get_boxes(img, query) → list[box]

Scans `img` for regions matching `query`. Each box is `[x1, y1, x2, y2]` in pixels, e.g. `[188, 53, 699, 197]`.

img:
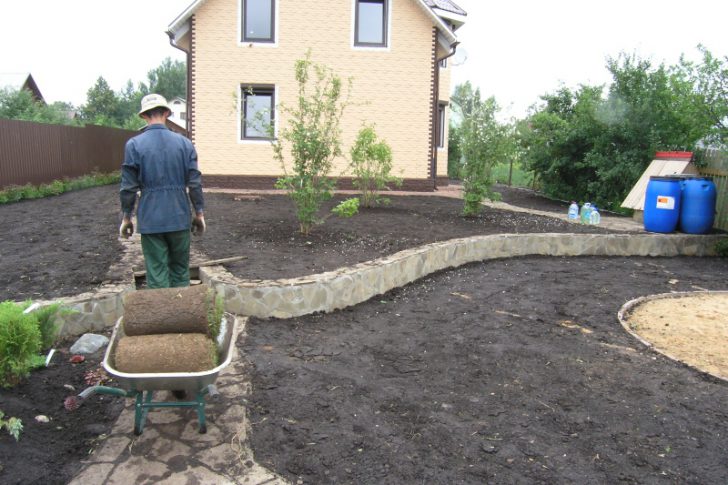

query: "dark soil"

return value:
[0, 343, 124, 485]
[242, 256, 728, 484]
[0, 183, 723, 484]
[0, 186, 122, 302]
[493, 183, 573, 212]
[197, 191, 609, 280]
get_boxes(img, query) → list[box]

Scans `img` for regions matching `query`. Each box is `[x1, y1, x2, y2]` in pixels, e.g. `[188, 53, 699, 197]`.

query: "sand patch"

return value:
[624, 292, 728, 380]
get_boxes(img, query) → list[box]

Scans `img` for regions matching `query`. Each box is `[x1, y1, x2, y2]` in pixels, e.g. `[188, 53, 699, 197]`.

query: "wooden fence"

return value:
[0, 119, 137, 189]
[698, 148, 728, 232]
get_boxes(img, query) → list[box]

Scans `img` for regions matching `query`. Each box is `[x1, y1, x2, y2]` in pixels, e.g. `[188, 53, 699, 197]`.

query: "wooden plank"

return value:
[621, 160, 698, 210]
[133, 256, 248, 278]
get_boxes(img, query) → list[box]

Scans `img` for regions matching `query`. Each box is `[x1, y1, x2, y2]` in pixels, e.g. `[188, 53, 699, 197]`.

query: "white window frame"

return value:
[238, 0, 279, 47]
[238, 84, 278, 144]
[351, 0, 392, 51]
[437, 102, 447, 150]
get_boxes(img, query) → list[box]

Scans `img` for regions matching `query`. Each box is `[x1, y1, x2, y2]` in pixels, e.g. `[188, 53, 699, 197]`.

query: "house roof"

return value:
[0, 72, 45, 103]
[423, 0, 466, 16]
[168, 0, 465, 46]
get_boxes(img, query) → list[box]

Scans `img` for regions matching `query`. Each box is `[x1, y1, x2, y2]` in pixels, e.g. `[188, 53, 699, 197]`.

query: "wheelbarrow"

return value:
[66, 313, 238, 435]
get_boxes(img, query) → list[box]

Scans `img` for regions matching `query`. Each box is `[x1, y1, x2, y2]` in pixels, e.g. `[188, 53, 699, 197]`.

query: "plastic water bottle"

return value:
[579, 202, 592, 224]
[568, 201, 579, 221]
[589, 205, 601, 225]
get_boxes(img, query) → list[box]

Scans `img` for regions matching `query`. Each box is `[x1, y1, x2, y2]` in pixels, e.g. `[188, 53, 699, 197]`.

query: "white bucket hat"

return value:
[138, 93, 171, 116]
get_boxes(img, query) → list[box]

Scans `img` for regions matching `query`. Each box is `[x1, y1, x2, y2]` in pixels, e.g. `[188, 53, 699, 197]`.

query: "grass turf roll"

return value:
[123, 285, 220, 337]
[114, 333, 218, 373]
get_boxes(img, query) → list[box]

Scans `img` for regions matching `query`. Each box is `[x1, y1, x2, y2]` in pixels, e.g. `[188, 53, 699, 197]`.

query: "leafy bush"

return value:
[0, 301, 42, 387]
[273, 52, 351, 235]
[715, 239, 728, 257]
[0, 410, 23, 441]
[350, 125, 401, 208]
[331, 197, 360, 218]
[0, 171, 120, 205]
[26, 302, 64, 350]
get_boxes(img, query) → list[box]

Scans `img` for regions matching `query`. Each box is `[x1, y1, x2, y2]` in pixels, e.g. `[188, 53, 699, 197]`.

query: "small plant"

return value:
[715, 239, 728, 257]
[0, 410, 23, 441]
[273, 51, 352, 235]
[0, 301, 42, 387]
[350, 125, 401, 208]
[0, 171, 121, 205]
[23, 302, 66, 350]
[331, 197, 360, 218]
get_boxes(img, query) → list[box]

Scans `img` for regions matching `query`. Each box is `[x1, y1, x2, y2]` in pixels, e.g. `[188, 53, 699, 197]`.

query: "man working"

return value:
[119, 93, 205, 288]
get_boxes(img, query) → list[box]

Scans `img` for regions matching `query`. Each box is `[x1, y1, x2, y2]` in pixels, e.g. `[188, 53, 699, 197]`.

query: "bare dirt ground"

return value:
[242, 256, 728, 484]
[0, 183, 725, 484]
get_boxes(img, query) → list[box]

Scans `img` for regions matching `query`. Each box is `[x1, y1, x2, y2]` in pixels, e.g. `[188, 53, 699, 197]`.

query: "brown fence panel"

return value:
[0, 119, 137, 188]
[698, 148, 728, 232]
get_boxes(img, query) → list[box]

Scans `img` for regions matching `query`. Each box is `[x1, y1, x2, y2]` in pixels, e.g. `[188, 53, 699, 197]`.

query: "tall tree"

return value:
[519, 48, 726, 209]
[144, 57, 186, 100]
[0, 88, 77, 125]
[81, 76, 121, 126]
[451, 82, 515, 216]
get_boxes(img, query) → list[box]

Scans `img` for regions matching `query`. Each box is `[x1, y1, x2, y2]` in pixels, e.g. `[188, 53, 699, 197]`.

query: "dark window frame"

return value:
[354, 0, 388, 47]
[241, 85, 275, 140]
[242, 0, 276, 43]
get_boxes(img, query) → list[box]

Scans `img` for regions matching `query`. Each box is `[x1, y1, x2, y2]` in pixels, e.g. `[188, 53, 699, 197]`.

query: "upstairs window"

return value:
[243, 0, 275, 43]
[355, 0, 388, 47]
[242, 86, 275, 140]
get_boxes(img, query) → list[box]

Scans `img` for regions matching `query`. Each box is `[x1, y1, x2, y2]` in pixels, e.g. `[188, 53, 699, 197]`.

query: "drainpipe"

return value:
[432, 40, 460, 189]
[167, 27, 192, 137]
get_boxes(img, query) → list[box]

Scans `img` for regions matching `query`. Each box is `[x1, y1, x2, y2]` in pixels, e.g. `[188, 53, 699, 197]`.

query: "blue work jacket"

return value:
[120, 124, 204, 234]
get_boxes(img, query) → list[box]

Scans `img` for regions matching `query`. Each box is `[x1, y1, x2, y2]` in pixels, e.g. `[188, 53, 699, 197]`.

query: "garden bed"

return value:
[1, 183, 723, 484]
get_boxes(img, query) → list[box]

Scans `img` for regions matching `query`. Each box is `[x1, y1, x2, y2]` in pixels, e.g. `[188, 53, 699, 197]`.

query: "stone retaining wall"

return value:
[201, 233, 727, 320]
[47, 232, 726, 336]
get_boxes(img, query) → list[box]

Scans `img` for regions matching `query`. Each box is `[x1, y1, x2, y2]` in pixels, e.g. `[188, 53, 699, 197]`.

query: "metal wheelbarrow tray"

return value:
[75, 313, 238, 435]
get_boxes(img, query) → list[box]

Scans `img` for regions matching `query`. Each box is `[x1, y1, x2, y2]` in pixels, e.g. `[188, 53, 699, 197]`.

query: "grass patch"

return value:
[0, 171, 121, 205]
[491, 162, 534, 188]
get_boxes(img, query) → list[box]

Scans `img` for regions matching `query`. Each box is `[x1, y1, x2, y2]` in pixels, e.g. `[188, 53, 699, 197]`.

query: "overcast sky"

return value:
[1, 0, 726, 119]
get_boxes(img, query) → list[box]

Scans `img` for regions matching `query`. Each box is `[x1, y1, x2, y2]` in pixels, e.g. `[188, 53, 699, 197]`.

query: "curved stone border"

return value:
[202, 232, 727, 319]
[43, 232, 726, 337]
[617, 291, 728, 383]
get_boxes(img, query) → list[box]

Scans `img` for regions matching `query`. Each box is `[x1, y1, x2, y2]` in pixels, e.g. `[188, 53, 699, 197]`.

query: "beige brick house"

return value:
[167, 0, 466, 190]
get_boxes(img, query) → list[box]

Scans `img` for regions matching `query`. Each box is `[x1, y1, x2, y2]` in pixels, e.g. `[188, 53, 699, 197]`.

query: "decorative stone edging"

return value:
[201, 232, 727, 319]
[45, 232, 726, 336]
[617, 291, 728, 384]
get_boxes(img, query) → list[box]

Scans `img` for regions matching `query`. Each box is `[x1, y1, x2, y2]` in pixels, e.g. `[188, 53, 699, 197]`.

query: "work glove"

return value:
[191, 214, 206, 236]
[119, 218, 134, 239]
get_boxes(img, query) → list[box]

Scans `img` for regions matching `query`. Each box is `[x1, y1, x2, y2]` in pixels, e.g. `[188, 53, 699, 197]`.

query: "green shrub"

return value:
[0, 301, 42, 387]
[715, 239, 728, 257]
[27, 302, 63, 350]
[273, 52, 351, 235]
[350, 125, 401, 208]
[0, 410, 23, 441]
[0, 171, 120, 205]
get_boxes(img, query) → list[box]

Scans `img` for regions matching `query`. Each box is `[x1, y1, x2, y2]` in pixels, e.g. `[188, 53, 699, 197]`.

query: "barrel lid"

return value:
[649, 175, 683, 181]
[681, 175, 714, 182]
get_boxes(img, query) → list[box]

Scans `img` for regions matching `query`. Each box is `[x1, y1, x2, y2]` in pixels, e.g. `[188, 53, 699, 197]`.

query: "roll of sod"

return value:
[114, 333, 218, 373]
[123, 285, 220, 337]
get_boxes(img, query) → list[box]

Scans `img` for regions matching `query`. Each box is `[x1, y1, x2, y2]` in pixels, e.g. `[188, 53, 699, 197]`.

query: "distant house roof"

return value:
[168, 0, 466, 45]
[0, 73, 45, 104]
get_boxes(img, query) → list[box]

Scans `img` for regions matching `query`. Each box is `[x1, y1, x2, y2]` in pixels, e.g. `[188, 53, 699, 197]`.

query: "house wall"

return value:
[191, 0, 443, 186]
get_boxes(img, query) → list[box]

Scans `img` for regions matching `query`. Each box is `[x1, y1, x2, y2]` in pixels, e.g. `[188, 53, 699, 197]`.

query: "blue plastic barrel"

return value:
[679, 176, 716, 234]
[644, 176, 682, 233]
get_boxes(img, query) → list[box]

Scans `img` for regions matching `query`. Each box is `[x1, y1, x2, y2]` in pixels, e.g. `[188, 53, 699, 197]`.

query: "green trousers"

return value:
[140, 230, 190, 289]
